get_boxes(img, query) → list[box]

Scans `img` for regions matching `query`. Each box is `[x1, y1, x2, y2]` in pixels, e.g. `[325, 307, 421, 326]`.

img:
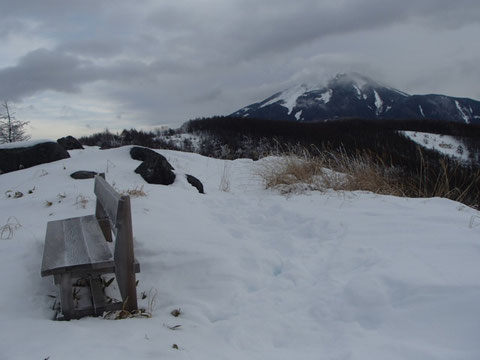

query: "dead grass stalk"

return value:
[0, 217, 22, 240]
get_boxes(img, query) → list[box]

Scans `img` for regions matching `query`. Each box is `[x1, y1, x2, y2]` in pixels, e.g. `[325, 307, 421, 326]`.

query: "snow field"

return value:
[401, 130, 470, 162]
[261, 84, 310, 115]
[1, 146, 480, 359]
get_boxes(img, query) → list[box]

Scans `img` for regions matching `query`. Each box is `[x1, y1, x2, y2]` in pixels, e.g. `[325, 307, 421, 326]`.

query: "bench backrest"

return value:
[94, 174, 138, 311]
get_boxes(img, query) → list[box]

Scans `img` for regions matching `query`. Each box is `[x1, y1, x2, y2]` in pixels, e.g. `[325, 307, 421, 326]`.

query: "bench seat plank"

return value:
[94, 176, 122, 224]
[41, 215, 115, 277]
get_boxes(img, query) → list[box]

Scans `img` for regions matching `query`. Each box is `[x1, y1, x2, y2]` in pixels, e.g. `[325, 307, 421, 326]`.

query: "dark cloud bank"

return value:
[1, 0, 480, 131]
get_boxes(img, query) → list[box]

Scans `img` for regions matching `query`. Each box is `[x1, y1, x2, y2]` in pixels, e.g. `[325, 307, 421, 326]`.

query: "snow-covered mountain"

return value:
[231, 73, 480, 124]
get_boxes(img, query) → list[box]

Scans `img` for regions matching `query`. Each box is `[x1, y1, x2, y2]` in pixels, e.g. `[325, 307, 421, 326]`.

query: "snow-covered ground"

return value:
[401, 131, 470, 162]
[0, 139, 55, 149]
[1, 146, 480, 360]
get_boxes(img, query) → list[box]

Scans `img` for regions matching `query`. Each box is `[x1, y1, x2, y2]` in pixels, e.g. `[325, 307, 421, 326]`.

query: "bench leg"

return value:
[57, 273, 74, 320]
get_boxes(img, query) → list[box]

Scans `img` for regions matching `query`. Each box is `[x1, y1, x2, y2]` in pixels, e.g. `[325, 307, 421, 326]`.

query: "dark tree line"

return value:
[78, 128, 184, 150]
[77, 116, 480, 207]
[185, 116, 480, 207]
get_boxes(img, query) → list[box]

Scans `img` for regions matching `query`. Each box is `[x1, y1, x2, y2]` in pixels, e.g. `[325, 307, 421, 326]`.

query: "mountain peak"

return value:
[330, 72, 376, 88]
[230, 73, 480, 124]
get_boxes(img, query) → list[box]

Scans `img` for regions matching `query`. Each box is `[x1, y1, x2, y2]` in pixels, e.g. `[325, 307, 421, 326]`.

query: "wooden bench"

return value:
[41, 174, 140, 320]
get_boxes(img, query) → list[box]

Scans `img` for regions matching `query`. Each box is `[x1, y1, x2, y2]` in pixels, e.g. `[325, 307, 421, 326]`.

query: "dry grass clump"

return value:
[408, 149, 480, 204]
[103, 288, 157, 320]
[257, 144, 480, 206]
[257, 148, 403, 196]
[0, 217, 22, 240]
[122, 186, 147, 198]
[75, 195, 89, 209]
[327, 151, 404, 196]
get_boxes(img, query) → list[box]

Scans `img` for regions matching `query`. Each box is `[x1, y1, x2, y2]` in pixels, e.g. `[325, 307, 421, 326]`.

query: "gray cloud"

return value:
[0, 48, 196, 101]
[58, 40, 126, 59]
[145, 0, 480, 62]
[1, 0, 480, 136]
[0, 49, 96, 100]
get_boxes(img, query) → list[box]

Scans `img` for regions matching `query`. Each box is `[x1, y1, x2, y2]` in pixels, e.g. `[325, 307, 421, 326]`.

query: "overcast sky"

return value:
[1, 0, 480, 139]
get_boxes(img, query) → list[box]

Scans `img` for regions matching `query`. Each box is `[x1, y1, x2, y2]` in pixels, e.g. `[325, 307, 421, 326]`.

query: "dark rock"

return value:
[186, 174, 205, 194]
[131, 146, 176, 185]
[0, 141, 70, 174]
[70, 171, 98, 180]
[57, 136, 84, 150]
[130, 147, 171, 166]
[134, 156, 176, 185]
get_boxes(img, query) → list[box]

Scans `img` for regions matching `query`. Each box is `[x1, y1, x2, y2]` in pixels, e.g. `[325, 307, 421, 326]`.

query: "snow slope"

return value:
[0, 139, 55, 149]
[401, 131, 470, 162]
[1, 146, 480, 360]
[261, 84, 311, 115]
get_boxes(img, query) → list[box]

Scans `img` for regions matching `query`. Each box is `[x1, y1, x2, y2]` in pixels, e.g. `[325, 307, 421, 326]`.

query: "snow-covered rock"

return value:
[0, 141, 70, 174]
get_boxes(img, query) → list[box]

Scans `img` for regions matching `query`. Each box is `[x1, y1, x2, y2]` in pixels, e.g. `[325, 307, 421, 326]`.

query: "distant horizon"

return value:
[2, 1, 480, 139]
[19, 73, 480, 141]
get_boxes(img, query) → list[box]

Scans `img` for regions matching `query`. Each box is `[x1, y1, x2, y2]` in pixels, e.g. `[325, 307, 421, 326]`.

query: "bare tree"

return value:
[0, 101, 30, 143]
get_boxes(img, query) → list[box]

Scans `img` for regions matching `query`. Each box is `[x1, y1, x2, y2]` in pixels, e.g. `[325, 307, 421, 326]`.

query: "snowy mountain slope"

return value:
[231, 73, 480, 124]
[401, 131, 471, 162]
[1, 146, 480, 359]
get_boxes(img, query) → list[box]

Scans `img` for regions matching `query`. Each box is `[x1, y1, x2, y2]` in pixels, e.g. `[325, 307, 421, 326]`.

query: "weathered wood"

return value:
[90, 277, 107, 316]
[41, 216, 115, 277]
[56, 279, 125, 320]
[94, 175, 121, 224]
[95, 174, 113, 242]
[114, 196, 138, 311]
[58, 273, 73, 321]
[88, 278, 125, 315]
[69, 260, 140, 279]
[96, 204, 113, 242]
[42, 221, 67, 276]
[42, 175, 140, 320]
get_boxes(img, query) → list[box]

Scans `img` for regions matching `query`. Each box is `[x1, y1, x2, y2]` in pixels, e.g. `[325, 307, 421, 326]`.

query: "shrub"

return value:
[257, 146, 480, 206]
[257, 148, 403, 196]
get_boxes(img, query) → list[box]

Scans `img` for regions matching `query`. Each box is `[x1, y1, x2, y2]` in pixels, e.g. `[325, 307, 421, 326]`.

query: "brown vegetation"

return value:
[257, 146, 480, 205]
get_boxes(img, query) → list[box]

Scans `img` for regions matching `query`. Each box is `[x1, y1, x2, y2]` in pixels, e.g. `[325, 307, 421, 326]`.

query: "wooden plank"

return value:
[42, 216, 115, 276]
[68, 258, 139, 279]
[70, 306, 95, 319]
[80, 216, 114, 263]
[41, 220, 67, 276]
[59, 273, 74, 320]
[96, 202, 113, 242]
[62, 217, 93, 266]
[95, 174, 114, 242]
[114, 196, 138, 311]
[90, 278, 107, 316]
[104, 302, 124, 312]
[94, 175, 121, 225]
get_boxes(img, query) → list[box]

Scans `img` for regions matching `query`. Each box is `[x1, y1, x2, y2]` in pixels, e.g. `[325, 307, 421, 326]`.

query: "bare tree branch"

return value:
[0, 101, 30, 143]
